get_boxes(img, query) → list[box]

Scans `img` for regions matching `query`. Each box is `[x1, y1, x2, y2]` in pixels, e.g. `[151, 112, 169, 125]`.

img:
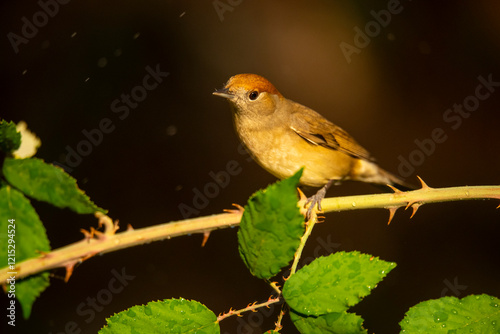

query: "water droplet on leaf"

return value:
[433, 311, 449, 323]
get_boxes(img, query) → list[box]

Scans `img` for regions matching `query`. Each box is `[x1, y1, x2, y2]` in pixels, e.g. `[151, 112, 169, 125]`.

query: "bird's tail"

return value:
[376, 167, 416, 191]
[352, 160, 416, 191]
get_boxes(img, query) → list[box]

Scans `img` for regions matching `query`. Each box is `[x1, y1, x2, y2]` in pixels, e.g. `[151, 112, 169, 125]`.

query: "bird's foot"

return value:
[305, 190, 326, 220]
[304, 180, 334, 220]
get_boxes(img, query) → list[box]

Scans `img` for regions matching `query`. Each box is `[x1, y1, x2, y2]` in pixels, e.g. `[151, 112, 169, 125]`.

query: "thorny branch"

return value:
[216, 296, 282, 323]
[1, 180, 499, 284]
[320, 178, 500, 224]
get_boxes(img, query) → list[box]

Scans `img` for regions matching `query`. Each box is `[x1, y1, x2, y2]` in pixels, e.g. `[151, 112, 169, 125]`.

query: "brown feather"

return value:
[288, 101, 374, 162]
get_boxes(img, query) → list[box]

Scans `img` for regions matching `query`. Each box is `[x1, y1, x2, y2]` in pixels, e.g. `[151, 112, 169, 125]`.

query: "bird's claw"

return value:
[305, 193, 324, 220]
[303, 180, 334, 221]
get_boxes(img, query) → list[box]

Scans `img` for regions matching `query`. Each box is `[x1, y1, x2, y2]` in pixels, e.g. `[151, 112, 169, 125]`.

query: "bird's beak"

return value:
[213, 87, 234, 100]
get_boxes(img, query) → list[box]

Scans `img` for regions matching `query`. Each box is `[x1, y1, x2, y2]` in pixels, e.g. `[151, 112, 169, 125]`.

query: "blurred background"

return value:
[1, 0, 500, 333]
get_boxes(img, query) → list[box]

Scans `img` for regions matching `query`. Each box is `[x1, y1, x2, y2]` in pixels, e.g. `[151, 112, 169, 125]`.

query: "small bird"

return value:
[213, 74, 413, 215]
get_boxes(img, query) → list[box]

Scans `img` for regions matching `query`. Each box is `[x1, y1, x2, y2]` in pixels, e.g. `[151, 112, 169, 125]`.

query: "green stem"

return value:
[274, 304, 287, 332]
[0, 211, 242, 283]
[1, 184, 499, 283]
[290, 212, 318, 276]
[321, 184, 500, 214]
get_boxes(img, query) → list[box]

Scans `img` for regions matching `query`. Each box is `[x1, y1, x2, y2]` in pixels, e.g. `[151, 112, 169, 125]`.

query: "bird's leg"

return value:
[305, 179, 335, 219]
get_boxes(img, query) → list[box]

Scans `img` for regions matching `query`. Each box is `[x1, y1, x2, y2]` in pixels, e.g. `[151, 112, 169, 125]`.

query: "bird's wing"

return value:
[289, 103, 374, 161]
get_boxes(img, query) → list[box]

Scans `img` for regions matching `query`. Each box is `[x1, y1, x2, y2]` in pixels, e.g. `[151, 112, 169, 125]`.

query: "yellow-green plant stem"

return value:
[1, 184, 499, 284]
[320, 184, 500, 214]
[274, 305, 286, 332]
[289, 211, 318, 276]
[0, 211, 242, 283]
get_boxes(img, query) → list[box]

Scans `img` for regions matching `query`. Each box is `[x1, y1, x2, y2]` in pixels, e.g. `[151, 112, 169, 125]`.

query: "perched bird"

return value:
[213, 74, 413, 214]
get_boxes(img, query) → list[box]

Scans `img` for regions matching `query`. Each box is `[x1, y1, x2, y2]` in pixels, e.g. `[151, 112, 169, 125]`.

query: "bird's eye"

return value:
[248, 91, 259, 101]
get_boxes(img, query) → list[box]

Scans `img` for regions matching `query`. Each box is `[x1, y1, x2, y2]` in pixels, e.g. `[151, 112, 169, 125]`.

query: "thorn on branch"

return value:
[297, 187, 307, 202]
[64, 262, 76, 282]
[201, 231, 211, 247]
[80, 228, 94, 240]
[297, 188, 309, 217]
[248, 301, 258, 312]
[62, 251, 100, 282]
[270, 281, 281, 290]
[387, 184, 403, 194]
[386, 206, 399, 225]
[405, 201, 422, 219]
[416, 175, 432, 189]
[112, 220, 120, 234]
[223, 203, 245, 215]
[408, 203, 421, 219]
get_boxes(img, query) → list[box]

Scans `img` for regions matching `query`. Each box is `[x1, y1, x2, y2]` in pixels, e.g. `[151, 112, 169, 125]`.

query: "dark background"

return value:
[1, 1, 500, 333]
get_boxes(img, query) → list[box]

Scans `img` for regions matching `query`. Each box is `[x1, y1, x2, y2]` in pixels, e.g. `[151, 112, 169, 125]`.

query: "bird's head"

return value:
[213, 74, 283, 117]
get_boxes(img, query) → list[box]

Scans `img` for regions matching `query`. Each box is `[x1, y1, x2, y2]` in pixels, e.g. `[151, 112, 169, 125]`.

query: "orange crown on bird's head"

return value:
[225, 74, 283, 98]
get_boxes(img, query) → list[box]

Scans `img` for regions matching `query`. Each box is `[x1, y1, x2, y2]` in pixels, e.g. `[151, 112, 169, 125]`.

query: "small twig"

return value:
[274, 303, 287, 331]
[290, 209, 318, 276]
[269, 281, 282, 295]
[216, 296, 281, 322]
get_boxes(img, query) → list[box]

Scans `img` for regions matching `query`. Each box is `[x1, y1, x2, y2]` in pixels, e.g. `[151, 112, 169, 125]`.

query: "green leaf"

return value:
[237, 169, 305, 279]
[0, 185, 51, 318]
[99, 298, 219, 334]
[290, 309, 367, 334]
[3, 157, 106, 214]
[400, 294, 500, 333]
[283, 251, 396, 316]
[0, 120, 21, 153]
[16, 273, 50, 319]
